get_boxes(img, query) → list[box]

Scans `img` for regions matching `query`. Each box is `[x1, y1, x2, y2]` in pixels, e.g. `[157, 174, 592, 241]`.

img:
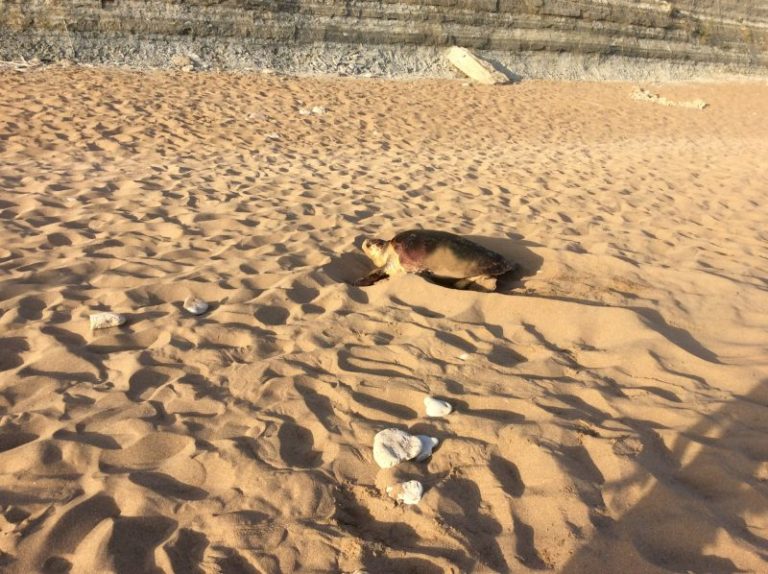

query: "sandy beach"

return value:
[1, 66, 767, 573]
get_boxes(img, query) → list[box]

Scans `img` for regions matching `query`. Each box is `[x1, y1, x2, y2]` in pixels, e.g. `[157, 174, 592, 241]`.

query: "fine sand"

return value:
[1, 67, 767, 573]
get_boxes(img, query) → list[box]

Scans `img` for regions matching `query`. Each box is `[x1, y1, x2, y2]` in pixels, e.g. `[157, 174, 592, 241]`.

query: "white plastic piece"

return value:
[183, 296, 209, 315]
[414, 435, 439, 462]
[387, 480, 424, 505]
[424, 396, 453, 417]
[89, 312, 126, 330]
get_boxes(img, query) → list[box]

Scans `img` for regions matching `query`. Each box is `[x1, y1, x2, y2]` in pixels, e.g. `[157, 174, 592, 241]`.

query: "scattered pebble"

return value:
[387, 480, 424, 505]
[457, 352, 470, 361]
[311, 106, 326, 115]
[372, 428, 423, 469]
[89, 312, 126, 330]
[298, 107, 312, 116]
[415, 435, 439, 462]
[424, 396, 452, 417]
[183, 296, 209, 315]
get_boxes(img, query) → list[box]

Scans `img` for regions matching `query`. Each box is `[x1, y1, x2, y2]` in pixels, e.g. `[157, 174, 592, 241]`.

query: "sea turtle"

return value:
[355, 229, 517, 291]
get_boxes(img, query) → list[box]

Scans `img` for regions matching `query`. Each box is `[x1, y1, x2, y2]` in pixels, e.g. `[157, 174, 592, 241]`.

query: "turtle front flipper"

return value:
[354, 268, 389, 287]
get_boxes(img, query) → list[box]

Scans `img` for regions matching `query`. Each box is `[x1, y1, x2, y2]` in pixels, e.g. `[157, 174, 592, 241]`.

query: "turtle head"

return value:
[362, 238, 388, 267]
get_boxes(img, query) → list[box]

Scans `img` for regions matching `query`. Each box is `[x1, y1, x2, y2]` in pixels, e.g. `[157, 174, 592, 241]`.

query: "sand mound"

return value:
[1, 68, 767, 573]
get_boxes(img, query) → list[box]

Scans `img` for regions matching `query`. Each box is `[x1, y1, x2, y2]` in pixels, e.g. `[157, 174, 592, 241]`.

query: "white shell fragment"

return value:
[372, 428, 423, 469]
[387, 480, 424, 505]
[424, 396, 453, 418]
[89, 312, 126, 330]
[415, 435, 439, 462]
[311, 106, 326, 115]
[183, 296, 209, 315]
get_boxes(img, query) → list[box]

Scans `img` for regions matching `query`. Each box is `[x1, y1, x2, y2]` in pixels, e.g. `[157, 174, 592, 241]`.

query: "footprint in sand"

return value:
[99, 432, 195, 472]
[30, 494, 120, 572]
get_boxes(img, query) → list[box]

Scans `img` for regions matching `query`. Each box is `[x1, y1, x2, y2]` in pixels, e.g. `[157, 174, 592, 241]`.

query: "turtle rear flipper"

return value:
[455, 275, 498, 292]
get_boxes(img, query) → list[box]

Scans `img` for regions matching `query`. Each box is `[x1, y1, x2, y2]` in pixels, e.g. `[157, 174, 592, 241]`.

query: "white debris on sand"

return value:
[89, 312, 126, 330]
[387, 480, 424, 505]
[424, 396, 453, 417]
[414, 435, 439, 462]
[631, 88, 707, 109]
[183, 296, 209, 315]
[299, 106, 327, 116]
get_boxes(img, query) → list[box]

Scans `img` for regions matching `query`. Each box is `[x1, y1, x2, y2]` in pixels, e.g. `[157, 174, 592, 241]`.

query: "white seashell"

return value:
[414, 435, 439, 462]
[386, 480, 423, 505]
[183, 296, 208, 315]
[424, 396, 452, 418]
[89, 312, 126, 330]
[372, 428, 423, 469]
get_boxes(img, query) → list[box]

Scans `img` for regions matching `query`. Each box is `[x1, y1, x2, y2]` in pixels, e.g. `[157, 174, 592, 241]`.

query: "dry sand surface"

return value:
[1, 67, 767, 573]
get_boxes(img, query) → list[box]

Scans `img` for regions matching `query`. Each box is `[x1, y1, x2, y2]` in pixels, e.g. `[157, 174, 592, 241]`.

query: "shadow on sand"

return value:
[560, 376, 768, 574]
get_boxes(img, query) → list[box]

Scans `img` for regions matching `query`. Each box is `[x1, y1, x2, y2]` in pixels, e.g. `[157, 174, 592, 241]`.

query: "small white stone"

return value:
[311, 106, 326, 115]
[386, 480, 423, 505]
[414, 435, 439, 462]
[457, 352, 469, 361]
[424, 396, 452, 418]
[89, 312, 126, 330]
[183, 296, 208, 315]
[298, 107, 311, 116]
[372, 428, 423, 469]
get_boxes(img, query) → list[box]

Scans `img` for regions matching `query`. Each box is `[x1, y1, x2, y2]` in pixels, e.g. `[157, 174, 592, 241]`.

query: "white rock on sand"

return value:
[183, 296, 209, 315]
[387, 480, 424, 505]
[372, 428, 423, 468]
[89, 312, 126, 330]
[424, 396, 452, 417]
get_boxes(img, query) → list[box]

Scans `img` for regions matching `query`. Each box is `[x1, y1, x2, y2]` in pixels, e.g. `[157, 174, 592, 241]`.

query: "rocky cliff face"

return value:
[1, 0, 766, 77]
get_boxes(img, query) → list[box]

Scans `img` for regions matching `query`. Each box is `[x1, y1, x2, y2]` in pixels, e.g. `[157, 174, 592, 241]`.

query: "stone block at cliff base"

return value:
[445, 46, 510, 85]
